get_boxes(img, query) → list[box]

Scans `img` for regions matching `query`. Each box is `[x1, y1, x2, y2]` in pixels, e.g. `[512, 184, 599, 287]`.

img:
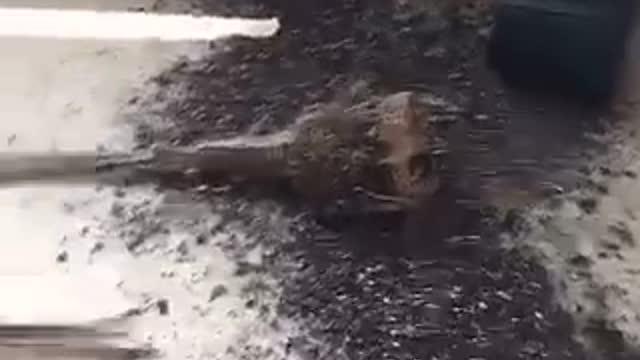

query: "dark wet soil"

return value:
[140, 0, 636, 359]
[279, 227, 584, 360]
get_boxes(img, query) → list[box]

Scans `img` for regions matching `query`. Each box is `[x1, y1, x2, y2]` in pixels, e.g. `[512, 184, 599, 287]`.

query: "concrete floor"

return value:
[0, 1, 284, 359]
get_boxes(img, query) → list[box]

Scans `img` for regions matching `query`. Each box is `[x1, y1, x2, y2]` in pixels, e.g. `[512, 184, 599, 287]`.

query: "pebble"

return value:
[608, 221, 635, 246]
[567, 254, 593, 268]
[176, 240, 189, 256]
[448, 72, 465, 81]
[245, 298, 257, 309]
[196, 234, 208, 245]
[209, 284, 229, 302]
[90, 241, 105, 255]
[56, 250, 69, 263]
[80, 226, 90, 237]
[496, 291, 513, 302]
[478, 26, 492, 39]
[195, 184, 209, 193]
[157, 299, 170, 316]
[110, 203, 125, 217]
[623, 169, 638, 179]
[473, 114, 490, 121]
[423, 47, 446, 58]
[577, 197, 598, 214]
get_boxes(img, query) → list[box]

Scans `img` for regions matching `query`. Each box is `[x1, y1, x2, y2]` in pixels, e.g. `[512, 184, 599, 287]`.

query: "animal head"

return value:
[376, 92, 437, 200]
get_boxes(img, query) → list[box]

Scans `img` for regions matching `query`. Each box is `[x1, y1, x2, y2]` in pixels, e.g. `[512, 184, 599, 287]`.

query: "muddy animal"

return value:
[0, 92, 439, 215]
[283, 91, 439, 212]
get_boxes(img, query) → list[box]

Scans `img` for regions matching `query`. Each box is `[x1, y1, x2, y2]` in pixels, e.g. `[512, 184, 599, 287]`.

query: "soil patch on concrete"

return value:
[134, 1, 638, 359]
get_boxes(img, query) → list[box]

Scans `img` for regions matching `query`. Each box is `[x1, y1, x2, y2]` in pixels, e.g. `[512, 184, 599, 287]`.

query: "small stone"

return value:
[195, 184, 209, 193]
[196, 234, 208, 246]
[160, 269, 175, 278]
[259, 304, 271, 317]
[495, 290, 513, 302]
[126, 235, 145, 252]
[623, 169, 638, 179]
[56, 250, 68, 263]
[568, 254, 593, 268]
[209, 285, 228, 302]
[608, 221, 635, 246]
[110, 203, 125, 217]
[602, 240, 621, 251]
[448, 72, 465, 81]
[209, 221, 224, 235]
[234, 261, 260, 276]
[542, 182, 565, 196]
[473, 114, 490, 121]
[599, 166, 613, 176]
[423, 47, 446, 58]
[176, 240, 189, 256]
[157, 299, 169, 316]
[478, 26, 492, 39]
[88, 242, 104, 256]
[245, 298, 257, 309]
[80, 226, 90, 236]
[569, 272, 580, 281]
[534, 311, 544, 320]
[577, 197, 598, 214]
[594, 183, 609, 194]
[114, 188, 126, 198]
[62, 202, 75, 213]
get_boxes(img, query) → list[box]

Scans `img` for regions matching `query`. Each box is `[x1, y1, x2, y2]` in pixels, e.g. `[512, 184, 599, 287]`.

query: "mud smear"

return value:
[134, 0, 633, 359]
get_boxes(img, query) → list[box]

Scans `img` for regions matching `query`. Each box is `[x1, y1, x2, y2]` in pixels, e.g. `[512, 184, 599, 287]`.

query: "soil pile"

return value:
[138, 0, 635, 359]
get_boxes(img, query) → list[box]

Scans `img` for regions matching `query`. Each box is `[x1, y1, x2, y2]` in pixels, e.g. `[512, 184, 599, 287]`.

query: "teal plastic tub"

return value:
[487, 0, 635, 104]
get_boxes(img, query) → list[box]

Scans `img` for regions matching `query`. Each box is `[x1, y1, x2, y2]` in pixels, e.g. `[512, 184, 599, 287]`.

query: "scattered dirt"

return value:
[121, 0, 640, 359]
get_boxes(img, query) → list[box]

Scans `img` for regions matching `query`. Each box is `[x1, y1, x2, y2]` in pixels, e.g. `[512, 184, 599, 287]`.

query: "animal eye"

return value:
[409, 154, 433, 174]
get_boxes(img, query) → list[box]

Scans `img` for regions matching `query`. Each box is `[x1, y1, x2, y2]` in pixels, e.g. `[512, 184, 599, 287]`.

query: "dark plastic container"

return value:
[487, 0, 636, 104]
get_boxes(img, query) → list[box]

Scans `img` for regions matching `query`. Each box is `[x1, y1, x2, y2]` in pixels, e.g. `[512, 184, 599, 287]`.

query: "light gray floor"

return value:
[0, 1, 284, 359]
